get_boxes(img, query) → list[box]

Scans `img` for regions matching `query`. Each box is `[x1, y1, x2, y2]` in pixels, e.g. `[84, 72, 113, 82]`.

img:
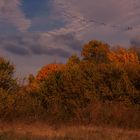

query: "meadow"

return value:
[0, 122, 140, 140]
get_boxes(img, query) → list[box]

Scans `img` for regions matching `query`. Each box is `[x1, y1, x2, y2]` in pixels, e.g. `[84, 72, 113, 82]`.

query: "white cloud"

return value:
[41, 0, 90, 39]
[0, 0, 31, 32]
[49, 0, 140, 44]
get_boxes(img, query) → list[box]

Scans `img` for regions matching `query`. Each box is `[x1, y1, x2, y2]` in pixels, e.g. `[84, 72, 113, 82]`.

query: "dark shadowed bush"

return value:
[0, 57, 17, 91]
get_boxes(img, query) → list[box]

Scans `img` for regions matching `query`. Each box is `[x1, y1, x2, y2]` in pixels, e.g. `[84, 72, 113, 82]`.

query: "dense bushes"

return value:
[31, 40, 140, 123]
[0, 40, 140, 128]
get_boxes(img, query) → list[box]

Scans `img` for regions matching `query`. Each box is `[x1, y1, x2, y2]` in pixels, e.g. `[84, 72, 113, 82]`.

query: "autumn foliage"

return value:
[81, 40, 110, 63]
[36, 64, 64, 81]
[108, 47, 139, 64]
[0, 40, 140, 128]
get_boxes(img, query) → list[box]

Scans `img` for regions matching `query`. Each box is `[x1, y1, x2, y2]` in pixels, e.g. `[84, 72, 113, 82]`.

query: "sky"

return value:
[0, 0, 140, 77]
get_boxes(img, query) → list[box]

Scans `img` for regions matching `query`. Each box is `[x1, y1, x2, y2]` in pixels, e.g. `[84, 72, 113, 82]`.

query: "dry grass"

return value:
[0, 122, 140, 140]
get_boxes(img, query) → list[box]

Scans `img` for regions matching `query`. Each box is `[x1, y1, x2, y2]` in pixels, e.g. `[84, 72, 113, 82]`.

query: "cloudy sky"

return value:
[0, 0, 140, 77]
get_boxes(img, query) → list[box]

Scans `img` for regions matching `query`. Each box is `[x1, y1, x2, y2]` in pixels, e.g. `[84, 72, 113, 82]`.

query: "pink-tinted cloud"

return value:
[0, 0, 31, 32]
[51, 0, 140, 43]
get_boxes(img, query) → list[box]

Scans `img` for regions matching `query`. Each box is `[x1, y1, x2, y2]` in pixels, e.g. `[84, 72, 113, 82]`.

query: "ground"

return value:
[0, 122, 140, 140]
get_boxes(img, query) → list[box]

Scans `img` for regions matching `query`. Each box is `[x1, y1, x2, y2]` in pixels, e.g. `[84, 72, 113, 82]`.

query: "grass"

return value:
[0, 122, 140, 140]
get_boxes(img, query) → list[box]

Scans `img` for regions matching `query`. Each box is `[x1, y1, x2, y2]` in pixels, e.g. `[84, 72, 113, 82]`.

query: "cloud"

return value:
[51, 0, 140, 44]
[60, 0, 140, 27]
[0, 33, 79, 58]
[4, 44, 29, 56]
[0, 0, 31, 32]
[45, 0, 90, 39]
[29, 44, 71, 58]
[47, 33, 83, 51]
[130, 37, 140, 47]
[0, 0, 140, 76]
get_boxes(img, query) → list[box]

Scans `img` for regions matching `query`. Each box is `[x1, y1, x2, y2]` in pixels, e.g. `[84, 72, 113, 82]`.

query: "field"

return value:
[0, 122, 140, 140]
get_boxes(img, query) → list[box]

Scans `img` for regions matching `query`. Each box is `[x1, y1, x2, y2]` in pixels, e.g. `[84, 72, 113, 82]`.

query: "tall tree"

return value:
[81, 40, 110, 63]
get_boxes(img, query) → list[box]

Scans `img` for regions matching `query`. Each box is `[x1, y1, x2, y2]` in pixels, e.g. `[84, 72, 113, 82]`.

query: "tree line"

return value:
[0, 40, 140, 128]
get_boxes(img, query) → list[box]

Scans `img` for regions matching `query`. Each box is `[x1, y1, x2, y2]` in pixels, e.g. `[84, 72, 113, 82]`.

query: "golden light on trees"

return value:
[108, 48, 139, 64]
[81, 40, 110, 63]
[36, 64, 64, 81]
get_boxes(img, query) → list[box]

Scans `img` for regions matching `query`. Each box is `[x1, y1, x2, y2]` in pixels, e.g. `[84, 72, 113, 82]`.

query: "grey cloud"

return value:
[53, 33, 83, 51]
[130, 37, 140, 47]
[29, 45, 71, 57]
[45, 47, 71, 57]
[0, 33, 72, 58]
[4, 44, 29, 56]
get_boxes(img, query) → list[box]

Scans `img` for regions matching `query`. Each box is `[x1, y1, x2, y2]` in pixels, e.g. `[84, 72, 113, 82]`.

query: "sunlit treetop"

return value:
[36, 63, 64, 81]
[81, 40, 110, 63]
[108, 47, 139, 64]
[81, 40, 139, 64]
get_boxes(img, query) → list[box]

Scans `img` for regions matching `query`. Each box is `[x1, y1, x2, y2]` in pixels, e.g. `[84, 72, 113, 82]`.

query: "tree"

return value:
[67, 54, 80, 66]
[130, 46, 140, 61]
[108, 47, 139, 64]
[0, 57, 17, 91]
[36, 63, 64, 81]
[81, 40, 110, 63]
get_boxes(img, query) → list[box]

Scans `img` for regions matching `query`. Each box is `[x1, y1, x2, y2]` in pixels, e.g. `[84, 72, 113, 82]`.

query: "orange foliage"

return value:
[36, 64, 64, 81]
[108, 48, 139, 64]
[81, 40, 110, 62]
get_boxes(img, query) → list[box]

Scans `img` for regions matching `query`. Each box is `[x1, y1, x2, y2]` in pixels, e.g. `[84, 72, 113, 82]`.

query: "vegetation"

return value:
[0, 40, 140, 129]
[0, 57, 17, 91]
[0, 125, 140, 140]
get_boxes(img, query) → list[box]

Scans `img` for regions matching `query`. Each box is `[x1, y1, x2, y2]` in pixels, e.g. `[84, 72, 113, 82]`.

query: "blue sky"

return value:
[0, 0, 140, 77]
[22, 0, 50, 19]
[21, 0, 65, 32]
